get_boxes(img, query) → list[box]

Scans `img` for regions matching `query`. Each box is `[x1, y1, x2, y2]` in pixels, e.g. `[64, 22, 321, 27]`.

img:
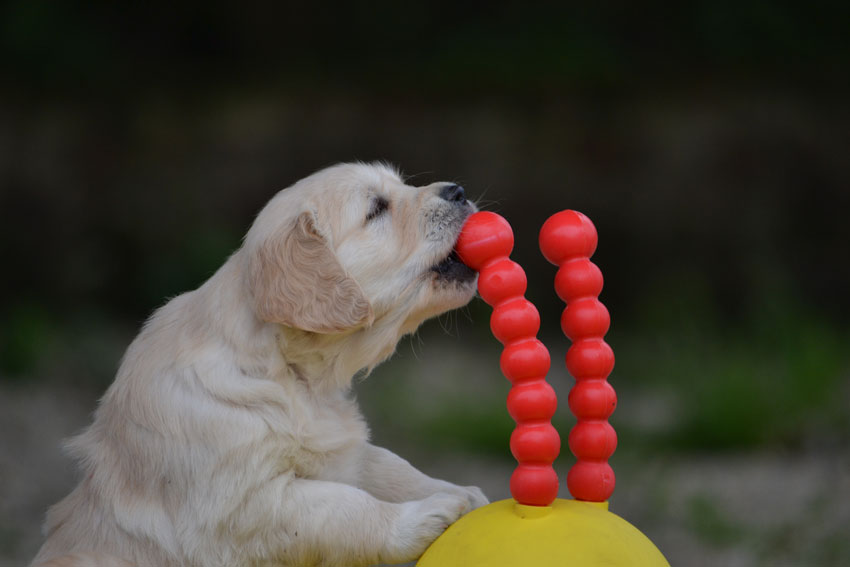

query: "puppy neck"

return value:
[273, 312, 410, 394]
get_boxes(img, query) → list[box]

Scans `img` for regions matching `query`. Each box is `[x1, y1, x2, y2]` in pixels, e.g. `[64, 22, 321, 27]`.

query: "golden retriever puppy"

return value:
[33, 163, 488, 567]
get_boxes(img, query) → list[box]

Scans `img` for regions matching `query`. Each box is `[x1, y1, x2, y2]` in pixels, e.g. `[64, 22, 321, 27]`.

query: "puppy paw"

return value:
[458, 485, 489, 509]
[433, 481, 489, 510]
[382, 493, 471, 563]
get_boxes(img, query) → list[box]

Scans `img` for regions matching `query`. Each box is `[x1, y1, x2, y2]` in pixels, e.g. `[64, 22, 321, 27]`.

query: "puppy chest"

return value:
[270, 399, 369, 479]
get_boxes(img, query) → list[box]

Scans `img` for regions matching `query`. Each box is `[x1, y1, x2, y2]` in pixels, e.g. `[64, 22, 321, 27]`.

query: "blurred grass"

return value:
[687, 494, 746, 546]
[0, 227, 240, 386]
[0, 302, 53, 379]
[618, 273, 849, 452]
[3, 256, 847, 458]
[359, 270, 848, 458]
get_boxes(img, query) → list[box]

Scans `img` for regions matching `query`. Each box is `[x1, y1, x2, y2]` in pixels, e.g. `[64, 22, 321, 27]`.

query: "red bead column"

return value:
[539, 210, 617, 503]
[456, 211, 561, 507]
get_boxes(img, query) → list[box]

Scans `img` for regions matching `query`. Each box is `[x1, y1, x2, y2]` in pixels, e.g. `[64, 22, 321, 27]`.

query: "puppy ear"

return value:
[249, 211, 374, 333]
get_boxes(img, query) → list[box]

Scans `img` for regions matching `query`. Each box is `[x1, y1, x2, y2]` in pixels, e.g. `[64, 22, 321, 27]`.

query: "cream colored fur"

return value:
[33, 163, 487, 567]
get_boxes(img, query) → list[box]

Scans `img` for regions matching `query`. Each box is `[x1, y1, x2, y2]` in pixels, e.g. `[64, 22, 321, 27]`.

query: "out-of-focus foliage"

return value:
[1, 0, 848, 449]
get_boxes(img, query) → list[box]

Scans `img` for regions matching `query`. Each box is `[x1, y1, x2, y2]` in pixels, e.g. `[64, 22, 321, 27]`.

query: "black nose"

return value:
[440, 184, 466, 203]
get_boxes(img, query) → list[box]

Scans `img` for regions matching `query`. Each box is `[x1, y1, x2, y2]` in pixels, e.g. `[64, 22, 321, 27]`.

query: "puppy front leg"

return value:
[234, 477, 471, 566]
[357, 444, 488, 508]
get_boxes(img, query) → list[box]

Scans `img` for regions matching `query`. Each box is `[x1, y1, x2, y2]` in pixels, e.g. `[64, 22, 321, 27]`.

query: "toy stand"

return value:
[416, 211, 669, 567]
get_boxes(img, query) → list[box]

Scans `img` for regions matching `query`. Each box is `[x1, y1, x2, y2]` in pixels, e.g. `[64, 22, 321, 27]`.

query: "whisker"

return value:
[407, 330, 425, 360]
[402, 170, 435, 184]
[460, 304, 475, 324]
[472, 188, 502, 213]
[437, 312, 454, 337]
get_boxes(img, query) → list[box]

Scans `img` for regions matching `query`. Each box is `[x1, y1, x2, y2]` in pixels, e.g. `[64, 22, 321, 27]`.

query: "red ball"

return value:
[510, 464, 559, 507]
[500, 339, 551, 383]
[560, 297, 610, 341]
[567, 461, 616, 502]
[539, 210, 598, 265]
[477, 258, 527, 306]
[455, 211, 514, 271]
[565, 339, 615, 379]
[554, 258, 603, 302]
[568, 380, 617, 420]
[510, 422, 561, 463]
[507, 381, 558, 422]
[491, 297, 540, 345]
[568, 421, 617, 461]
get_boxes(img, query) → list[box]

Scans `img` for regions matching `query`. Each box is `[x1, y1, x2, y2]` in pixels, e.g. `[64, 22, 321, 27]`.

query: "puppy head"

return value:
[244, 163, 477, 335]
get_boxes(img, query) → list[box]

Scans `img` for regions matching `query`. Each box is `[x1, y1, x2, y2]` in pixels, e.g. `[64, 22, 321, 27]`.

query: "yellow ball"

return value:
[417, 498, 669, 567]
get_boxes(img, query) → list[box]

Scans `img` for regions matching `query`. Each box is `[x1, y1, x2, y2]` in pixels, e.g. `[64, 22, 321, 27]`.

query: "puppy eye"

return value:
[366, 197, 389, 222]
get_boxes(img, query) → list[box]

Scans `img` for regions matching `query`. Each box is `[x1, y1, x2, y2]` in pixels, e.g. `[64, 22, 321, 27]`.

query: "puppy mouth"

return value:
[431, 249, 477, 283]
[428, 201, 478, 284]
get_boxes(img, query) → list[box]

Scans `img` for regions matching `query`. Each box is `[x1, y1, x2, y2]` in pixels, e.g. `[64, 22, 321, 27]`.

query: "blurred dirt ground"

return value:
[3, 340, 849, 567]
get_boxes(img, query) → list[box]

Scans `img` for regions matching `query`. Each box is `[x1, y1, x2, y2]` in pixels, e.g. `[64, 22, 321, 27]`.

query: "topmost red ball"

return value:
[455, 211, 514, 271]
[539, 210, 598, 265]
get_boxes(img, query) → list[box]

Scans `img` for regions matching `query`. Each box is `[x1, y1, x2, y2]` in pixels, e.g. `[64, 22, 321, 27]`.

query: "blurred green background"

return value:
[1, 2, 848, 566]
